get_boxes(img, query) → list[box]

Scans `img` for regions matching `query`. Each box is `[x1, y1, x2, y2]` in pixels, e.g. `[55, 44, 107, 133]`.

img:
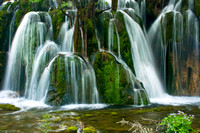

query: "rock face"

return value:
[0, 52, 7, 89]
[93, 52, 149, 105]
[149, 0, 200, 96]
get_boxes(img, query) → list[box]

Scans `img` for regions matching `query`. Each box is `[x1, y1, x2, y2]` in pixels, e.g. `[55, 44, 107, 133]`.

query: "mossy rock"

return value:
[66, 126, 78, 133]
[146, 0, 164, 29]
[83, 127, 96, 133]
[0, 10, 13, 51]
[0, 52, 7, 87]
[122, 9, 144, 30]
[46, 54, 97, 105]
[50, 9, 65, 39]
[0, 104, 20, 111]
[93, 51, 149, 105]
[95, 11, 113, 50]
[113, 11, 136, 75]
[160, 11, 174, 46]
[87, 18, 98, 58]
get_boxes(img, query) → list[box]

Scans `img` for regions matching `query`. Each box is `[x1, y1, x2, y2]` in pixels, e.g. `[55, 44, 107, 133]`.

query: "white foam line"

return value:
[150, 95, 200, 105]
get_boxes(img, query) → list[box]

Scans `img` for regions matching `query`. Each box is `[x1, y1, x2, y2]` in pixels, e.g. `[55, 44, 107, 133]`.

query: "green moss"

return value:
[95, 11, 113, 50]
[114, 11, 136, 75]
[0, 104, 20, 111]
[194, 0, 200, 17]
[93, 52, 121, 104]
[111, 112, 117, 115]
[160, 11, 174, 46]
[83, 127, 96, 133]
[83, 114, 94, 117]
[47, 56, 67, 106]
[93, 52, 149, 105]
[50, 9, 65, 39]
[87, 18, 98, 57]
[14, 10, 26, 30]
[0, 10, 12, 51]
[66, 126, 78, 133]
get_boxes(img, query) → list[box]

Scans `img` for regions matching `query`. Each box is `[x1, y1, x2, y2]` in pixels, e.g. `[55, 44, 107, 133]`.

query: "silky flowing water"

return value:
[0, 0, 200, 132]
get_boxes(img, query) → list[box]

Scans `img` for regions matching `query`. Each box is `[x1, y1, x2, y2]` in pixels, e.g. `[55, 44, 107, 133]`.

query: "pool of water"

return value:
[0, 90, 200, 132]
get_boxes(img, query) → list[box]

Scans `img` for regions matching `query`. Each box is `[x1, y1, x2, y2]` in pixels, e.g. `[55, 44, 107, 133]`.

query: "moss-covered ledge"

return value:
[0, 104, 20, 111]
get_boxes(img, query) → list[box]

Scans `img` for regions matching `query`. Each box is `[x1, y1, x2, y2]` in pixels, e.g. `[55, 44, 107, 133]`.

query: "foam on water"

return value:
[61, 104, 108, 110]
[150, 95, 200, 105]
[0, 90, 49, 109]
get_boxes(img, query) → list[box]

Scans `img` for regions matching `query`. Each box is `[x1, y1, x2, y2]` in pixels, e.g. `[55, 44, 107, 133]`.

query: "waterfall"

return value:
[120, 10, 165, 98]
[24, 41, 59, 100]
[0, 1, 9, 10]
[58, 16, 74, 52]
[9, 9, 19, 50]
[3, 12, 53, 93]
[108, 51, 149, 105]
[148, 0, 200, 95]
[49, 0, 58, 8]
[38, 53, 99, 104]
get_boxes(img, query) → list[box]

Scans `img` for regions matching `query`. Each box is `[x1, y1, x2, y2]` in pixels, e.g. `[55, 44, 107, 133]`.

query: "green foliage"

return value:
[93, 52, 149, 105]
[158, 111, 194, 133]
[61, 1, 73, 8]
[42, 113, 52, 133]
[50, 9, 65, 39]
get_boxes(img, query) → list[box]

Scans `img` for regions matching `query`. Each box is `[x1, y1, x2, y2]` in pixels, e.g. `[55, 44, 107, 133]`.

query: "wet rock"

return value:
[93, 51, 149, 105]
[0, 104, 20, 111]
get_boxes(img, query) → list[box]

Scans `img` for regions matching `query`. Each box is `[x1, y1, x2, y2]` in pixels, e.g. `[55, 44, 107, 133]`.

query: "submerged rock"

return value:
[0, 104, 20, 111]
[66, 126, 78, 133]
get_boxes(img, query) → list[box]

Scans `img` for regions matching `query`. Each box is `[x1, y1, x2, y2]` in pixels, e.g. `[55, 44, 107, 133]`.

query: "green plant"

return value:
[158, 110, 194, 133]
[42, 113, 52, 133]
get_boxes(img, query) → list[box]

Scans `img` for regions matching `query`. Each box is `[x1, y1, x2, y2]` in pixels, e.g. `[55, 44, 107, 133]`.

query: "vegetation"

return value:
[42, 113, 52, 133]
[158, 111, 195, 133]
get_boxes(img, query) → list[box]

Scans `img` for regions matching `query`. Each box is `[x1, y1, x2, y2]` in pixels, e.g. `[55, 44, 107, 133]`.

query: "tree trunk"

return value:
[112, 0, 118, 13]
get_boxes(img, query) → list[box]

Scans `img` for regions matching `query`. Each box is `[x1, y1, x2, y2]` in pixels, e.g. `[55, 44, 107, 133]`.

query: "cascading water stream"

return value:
[37, 52, 99, 104]
[9, 8, 19, 50]
[148, 0, 200, 96]
[3, 12, 53, 93]
[24, 41, 59, 100]
[119, 10, 165, 98]
[58, 16, 74, 52]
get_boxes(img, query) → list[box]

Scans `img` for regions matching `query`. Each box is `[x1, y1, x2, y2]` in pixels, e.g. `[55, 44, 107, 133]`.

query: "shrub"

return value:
[158, 110, 194, 133]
